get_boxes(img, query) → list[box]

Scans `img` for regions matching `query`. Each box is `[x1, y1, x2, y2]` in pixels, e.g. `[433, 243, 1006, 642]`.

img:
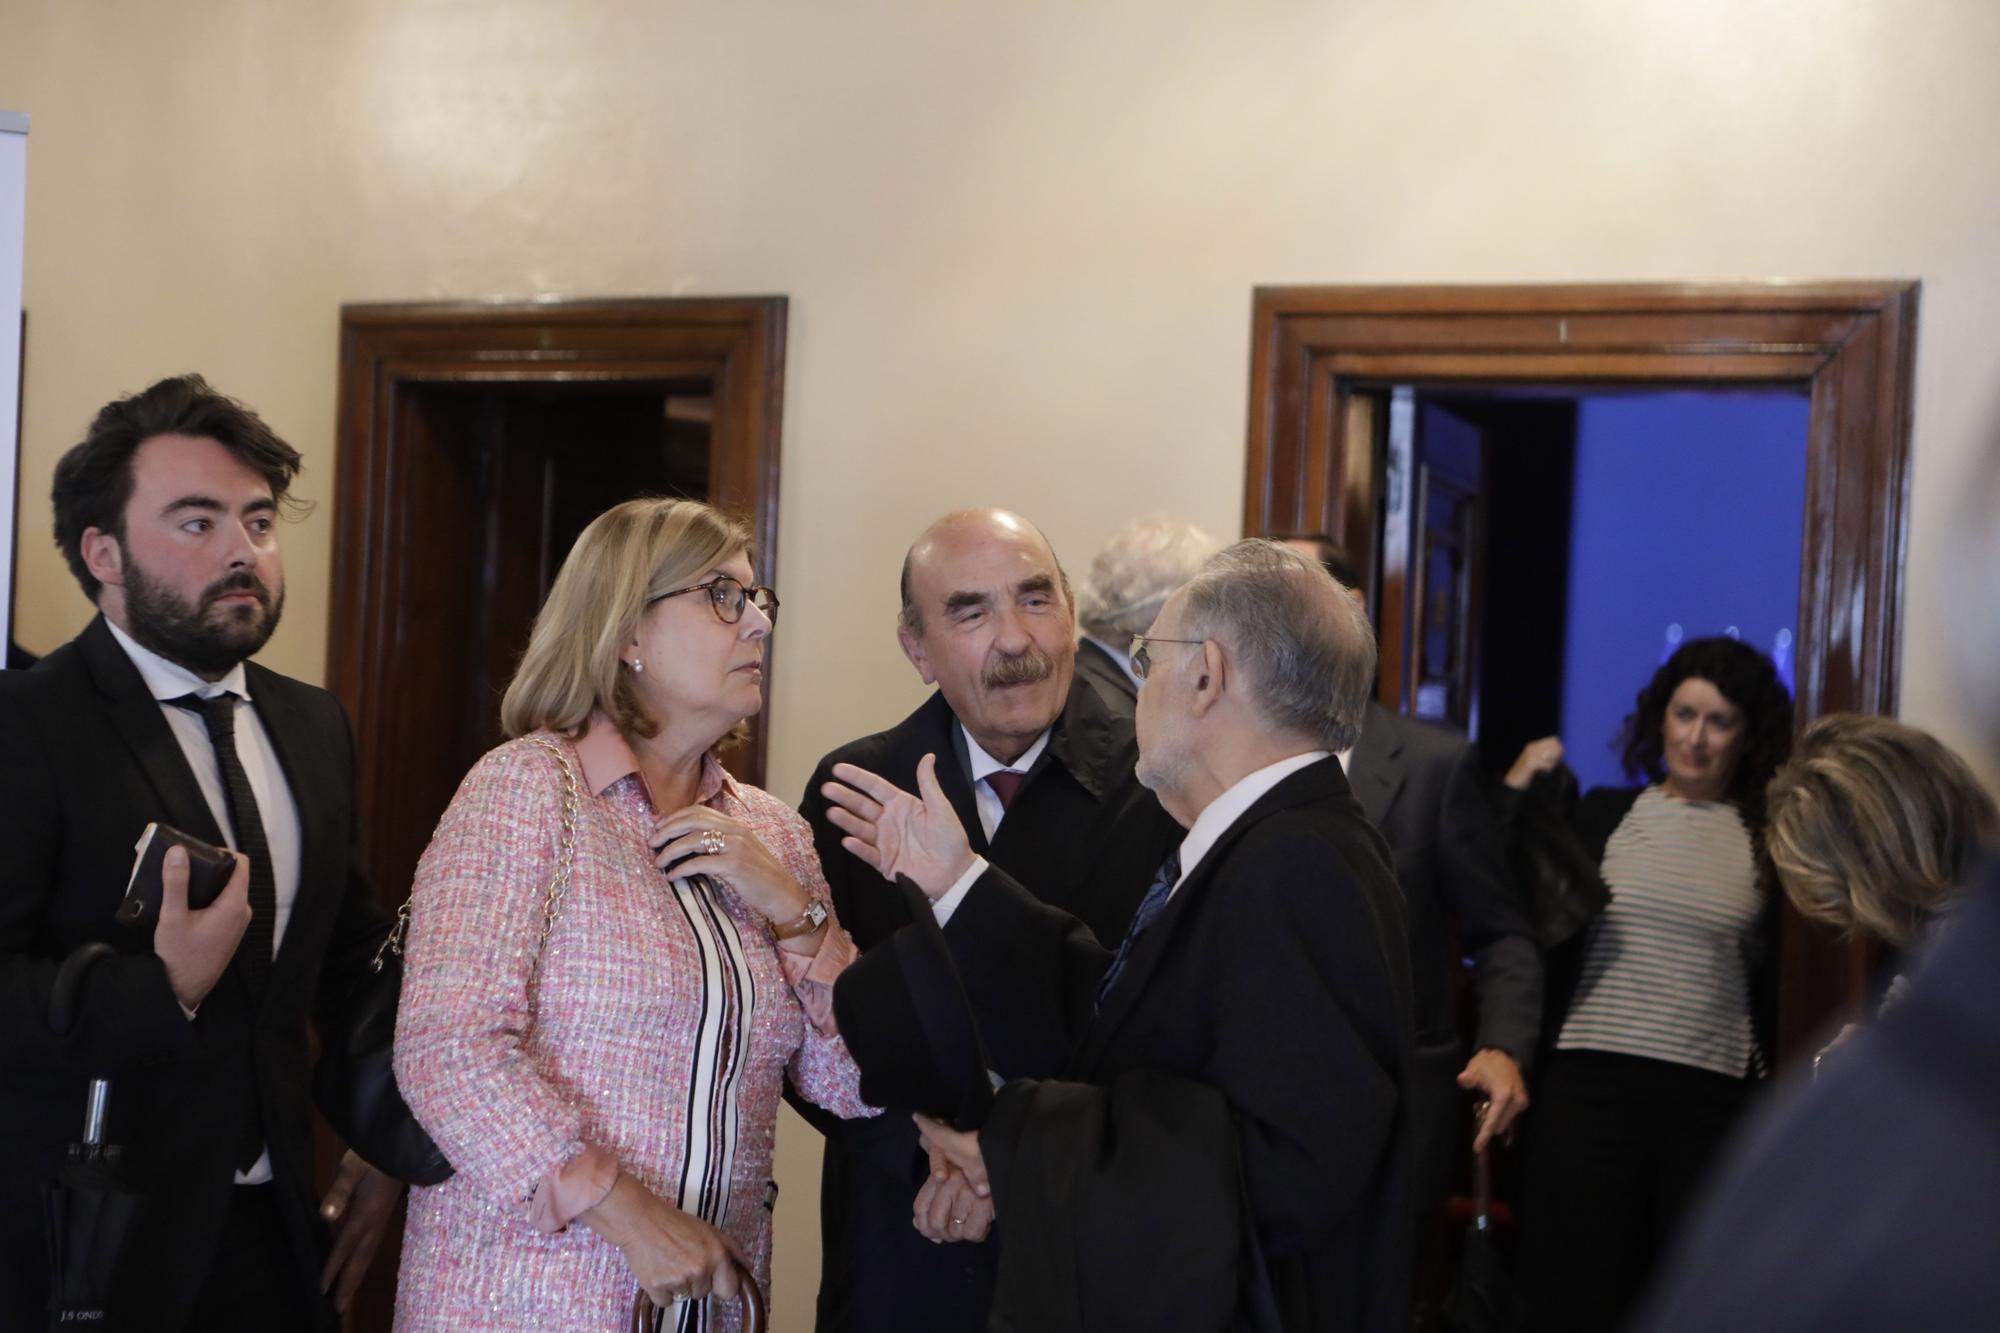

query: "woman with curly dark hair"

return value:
[1502, 635, 1793, 1333]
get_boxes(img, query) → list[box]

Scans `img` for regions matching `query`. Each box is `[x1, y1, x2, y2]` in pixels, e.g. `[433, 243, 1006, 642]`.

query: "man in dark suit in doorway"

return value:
[797, 507, 1183, 1333]
[1278, 534, 1542, 1236]
[0, 376, 405, 1331]
[824, 539, 1416, 1332]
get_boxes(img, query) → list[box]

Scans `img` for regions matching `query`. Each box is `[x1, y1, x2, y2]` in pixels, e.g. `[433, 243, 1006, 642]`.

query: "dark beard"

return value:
[122, 556, 283, 679]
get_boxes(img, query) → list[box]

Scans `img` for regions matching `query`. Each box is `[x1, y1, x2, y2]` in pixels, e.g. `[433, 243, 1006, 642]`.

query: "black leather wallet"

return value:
[115, 822, 235, 927]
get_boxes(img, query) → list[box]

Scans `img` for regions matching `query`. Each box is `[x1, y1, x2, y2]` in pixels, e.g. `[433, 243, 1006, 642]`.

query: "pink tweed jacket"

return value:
[391, 728, 877, 1332]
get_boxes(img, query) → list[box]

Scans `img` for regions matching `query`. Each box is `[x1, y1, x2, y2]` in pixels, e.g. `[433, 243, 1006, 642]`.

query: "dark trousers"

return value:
[1521, 1050, 1755, 1333]
[181, 1184, 318, 1333]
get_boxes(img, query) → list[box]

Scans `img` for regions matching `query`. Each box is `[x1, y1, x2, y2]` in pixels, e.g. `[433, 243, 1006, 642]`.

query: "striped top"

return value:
[1557, 785, 1765, 1077]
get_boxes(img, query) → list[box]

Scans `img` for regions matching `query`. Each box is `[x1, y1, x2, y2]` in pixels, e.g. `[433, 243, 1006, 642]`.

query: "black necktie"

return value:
[1094, 850, 1181, 1014]
[170, 692, 273, 1170]
[169, 693, 276, 995]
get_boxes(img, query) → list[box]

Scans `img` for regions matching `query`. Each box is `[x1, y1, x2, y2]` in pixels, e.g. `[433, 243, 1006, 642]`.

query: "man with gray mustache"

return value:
[796, 508, 1183, 1333]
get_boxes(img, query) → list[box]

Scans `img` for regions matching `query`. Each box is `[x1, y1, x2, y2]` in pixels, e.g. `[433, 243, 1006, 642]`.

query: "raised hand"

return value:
[820, 755, 974, 898]
[1504, 735, 1566, 791]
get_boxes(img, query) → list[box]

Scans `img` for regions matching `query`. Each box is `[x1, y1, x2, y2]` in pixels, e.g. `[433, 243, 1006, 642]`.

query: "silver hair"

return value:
[1175, 539, 1377, 751]
[1077, 516, 1221, 641]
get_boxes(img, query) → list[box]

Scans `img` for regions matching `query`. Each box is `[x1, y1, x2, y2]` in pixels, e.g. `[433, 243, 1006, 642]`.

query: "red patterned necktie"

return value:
[984, 770, 1025, 810]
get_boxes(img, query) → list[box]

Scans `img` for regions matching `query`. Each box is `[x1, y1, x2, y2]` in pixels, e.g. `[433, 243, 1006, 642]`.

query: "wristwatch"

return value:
[770, 895, 830, 941]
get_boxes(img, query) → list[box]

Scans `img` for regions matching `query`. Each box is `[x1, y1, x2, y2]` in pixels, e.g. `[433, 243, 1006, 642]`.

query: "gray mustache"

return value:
[985, 647, 1054, 689]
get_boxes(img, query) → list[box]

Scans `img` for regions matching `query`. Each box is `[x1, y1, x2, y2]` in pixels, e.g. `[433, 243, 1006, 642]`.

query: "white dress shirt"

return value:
[1164, 750, 1330, 902]
[107, 618, 302, 1183]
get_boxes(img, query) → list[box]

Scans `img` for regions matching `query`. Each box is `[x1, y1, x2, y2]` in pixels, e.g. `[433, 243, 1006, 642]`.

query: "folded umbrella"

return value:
[43, 941, 146, 1333]
[1440, 1115, 1524, 1333]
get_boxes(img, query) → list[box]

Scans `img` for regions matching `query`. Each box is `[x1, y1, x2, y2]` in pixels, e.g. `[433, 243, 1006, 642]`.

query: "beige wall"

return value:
[7, 0, 1999, 1321]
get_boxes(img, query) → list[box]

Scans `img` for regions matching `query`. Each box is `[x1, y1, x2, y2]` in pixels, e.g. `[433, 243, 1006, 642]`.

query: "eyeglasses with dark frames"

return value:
[649, 574, 780, 626]
[1128, 633, 1204, 680]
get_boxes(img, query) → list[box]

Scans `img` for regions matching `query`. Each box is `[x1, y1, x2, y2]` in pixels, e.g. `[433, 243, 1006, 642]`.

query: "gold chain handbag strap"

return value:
[370, 734, 583, 974]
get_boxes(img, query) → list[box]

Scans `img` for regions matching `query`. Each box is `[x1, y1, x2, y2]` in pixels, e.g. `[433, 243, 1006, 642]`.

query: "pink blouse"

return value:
[392, 726, 877, 1332]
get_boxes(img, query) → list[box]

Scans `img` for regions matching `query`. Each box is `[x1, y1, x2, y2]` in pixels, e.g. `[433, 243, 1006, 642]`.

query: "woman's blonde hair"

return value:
[1767, 713, 1998, 948]
[501, 498, 755, 741]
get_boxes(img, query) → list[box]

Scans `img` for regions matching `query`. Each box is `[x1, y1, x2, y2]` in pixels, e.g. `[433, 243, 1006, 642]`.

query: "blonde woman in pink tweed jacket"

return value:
[391, 499, 878, 1332]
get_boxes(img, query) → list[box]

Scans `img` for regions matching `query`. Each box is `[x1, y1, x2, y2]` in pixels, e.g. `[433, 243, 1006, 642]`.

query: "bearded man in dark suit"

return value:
[0, 376, 405, 1331]
[797, 507, 1183, 1333]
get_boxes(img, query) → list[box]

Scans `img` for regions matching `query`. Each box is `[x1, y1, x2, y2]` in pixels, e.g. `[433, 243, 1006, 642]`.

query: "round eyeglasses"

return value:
[1128, 633, 1204, 679]
[649, 574, 780, 626]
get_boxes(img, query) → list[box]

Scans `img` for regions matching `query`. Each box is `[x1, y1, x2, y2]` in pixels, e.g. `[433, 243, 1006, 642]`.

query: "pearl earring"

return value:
[630, 659, 644, 673]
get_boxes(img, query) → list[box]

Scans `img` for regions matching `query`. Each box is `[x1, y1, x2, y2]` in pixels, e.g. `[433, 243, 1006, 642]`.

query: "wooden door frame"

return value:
[328, 295, 788, 812]
[1242, 280, 1918, 1061]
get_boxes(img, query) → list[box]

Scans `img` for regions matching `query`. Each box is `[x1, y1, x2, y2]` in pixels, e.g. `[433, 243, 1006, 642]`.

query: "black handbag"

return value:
[1509, 765, 1611, 952]
[315, 734, 585, 1187]
[312, 942, 453, 1186]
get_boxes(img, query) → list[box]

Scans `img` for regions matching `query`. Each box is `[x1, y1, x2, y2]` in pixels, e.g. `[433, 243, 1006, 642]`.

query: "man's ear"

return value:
[1189, 639, 1226, 718]
[897, 622, 937, 685]
[80, 527, 124, 592]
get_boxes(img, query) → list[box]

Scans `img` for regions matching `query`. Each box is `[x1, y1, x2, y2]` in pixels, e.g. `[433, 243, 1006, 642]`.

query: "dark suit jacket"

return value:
[1347, 704, 1541, 1208]
[0, 616, 391, 1332]
[956, 756, 1416, 1333]
[799, 676, 1182, 1333]
[1072, 636, 1137, 713]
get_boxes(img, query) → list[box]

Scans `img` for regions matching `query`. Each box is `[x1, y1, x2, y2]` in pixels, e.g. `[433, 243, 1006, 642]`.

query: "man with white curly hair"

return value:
[1074, 517, 1219, 710]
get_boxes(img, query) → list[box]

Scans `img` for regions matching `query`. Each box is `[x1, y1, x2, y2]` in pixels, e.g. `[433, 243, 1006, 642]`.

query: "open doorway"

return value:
[1376, 385, 1811, 790]
[1244, 280, 1915, 1057]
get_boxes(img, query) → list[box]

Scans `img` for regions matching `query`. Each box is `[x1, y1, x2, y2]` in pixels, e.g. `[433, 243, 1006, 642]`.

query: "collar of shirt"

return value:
[959, 721, 1051, 787]
[1171, 749, 1332, 898]
[105, 617, 251, 703]
[573, 710, 735, 811]
[1082, 634, 1143, 691]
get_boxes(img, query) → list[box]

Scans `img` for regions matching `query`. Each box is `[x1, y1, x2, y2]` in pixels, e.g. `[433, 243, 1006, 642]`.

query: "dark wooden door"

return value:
[1241, 280, 1917, 1064]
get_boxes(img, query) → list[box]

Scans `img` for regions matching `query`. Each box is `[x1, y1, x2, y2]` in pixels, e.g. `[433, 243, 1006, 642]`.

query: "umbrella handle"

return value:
[49, 941, 117, 1036]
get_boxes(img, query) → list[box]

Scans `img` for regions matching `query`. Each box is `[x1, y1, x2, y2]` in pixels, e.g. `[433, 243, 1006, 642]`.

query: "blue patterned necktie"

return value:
[1094, 850, 1182, 1014]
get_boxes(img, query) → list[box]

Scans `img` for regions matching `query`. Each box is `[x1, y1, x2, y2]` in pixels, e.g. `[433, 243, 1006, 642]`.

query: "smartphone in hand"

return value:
[115, 823, 235, 927]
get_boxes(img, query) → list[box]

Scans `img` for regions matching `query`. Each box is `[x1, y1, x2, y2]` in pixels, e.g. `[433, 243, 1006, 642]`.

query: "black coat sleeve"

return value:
[941, 863, 1111, 1073]
[1435, 744, 1544, 1065]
